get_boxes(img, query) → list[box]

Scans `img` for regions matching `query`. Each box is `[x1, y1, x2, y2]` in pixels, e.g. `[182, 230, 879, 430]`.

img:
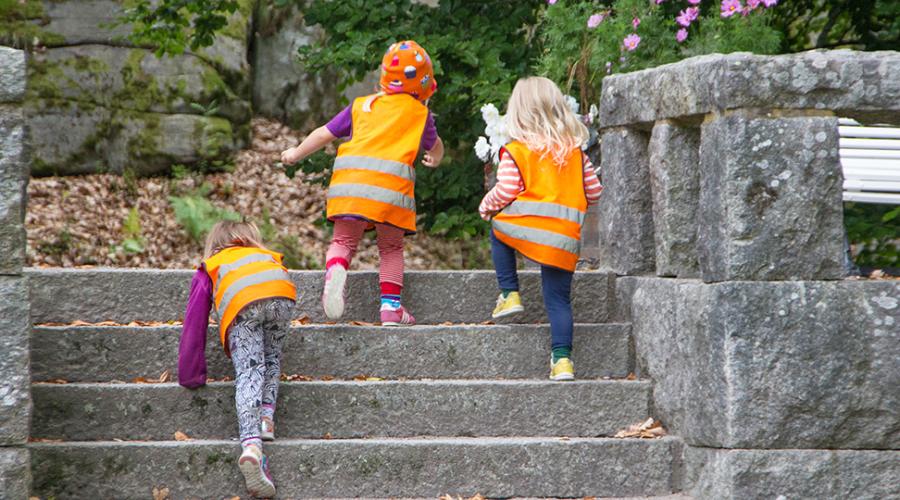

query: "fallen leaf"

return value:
[323, 432, 333, 439]
[291, 314, 311, 325]
[350, 320, 375, 326]
[352, 375, 367, 381]
[365, 377, 384, 381]
[158, 370, 172, 383]
[173, 431, 191, 441]
[131, 376, 150, 384]
[28, 437, 63, 443]
[70, 320, 92, 326]
[281, 373, 313, 382]
[870, 269, 887, 279]
[626, 372, 637, 381]
[40, 378, 69, 385]
[480, 320, 495, 325]
[614, 418, 668, 439]
[320, 375, 335, 381]
[151, 486, 170, 500]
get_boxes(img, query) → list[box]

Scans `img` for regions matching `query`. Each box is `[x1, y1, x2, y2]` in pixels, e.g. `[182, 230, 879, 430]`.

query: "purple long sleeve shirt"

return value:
[325, 103, 438, 151]
[178, 267, 213, 388]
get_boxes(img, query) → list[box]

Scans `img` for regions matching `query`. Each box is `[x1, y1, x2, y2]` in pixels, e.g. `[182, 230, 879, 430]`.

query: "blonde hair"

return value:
[506, 76, 589, 167]
[203, 220, 265, 259]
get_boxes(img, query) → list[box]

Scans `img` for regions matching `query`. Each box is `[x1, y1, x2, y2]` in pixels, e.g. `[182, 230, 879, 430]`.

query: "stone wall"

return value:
[598, 50, 900, 499]
[3, 0, 254, 177]
[0, 46, 33, 499]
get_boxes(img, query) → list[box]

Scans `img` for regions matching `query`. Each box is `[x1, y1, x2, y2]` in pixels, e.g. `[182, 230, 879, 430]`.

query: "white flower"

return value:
[480, 103, 500, 123]
[474, 136, 491, 162]
[564, 95, 580, 115]
[588, 104, 599, 125]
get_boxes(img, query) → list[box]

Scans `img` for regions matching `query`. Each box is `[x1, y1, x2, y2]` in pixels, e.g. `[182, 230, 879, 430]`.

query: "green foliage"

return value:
[844, 203, 899, 269]
[118, 0, 240, 57]
[772, 0, 900, 52]
[169, 183, 241, 243]
[296, 0, 545, 238]
[538, 0, 781, 106]
[118, 207, 146, 254]
[256, 208, 321, 269]
[280, 150, 334, 185]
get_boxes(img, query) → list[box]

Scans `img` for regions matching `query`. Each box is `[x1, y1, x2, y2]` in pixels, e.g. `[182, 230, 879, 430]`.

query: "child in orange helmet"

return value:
[281, 40, 443, 325]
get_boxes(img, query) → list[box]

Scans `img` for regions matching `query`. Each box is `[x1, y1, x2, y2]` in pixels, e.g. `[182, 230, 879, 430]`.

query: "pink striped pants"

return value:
[325, 219, 405, 286]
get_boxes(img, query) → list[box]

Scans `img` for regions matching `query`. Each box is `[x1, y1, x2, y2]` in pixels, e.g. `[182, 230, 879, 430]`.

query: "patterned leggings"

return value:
[228, 298, 294, 442]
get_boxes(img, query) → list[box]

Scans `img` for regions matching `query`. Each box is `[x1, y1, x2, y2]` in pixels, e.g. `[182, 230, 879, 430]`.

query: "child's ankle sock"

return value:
[551, 346, 572, 363]
[501, 289, 516, 299]
[326, 257, 349, 271]
[261, 404, 275, 420]
[380, 282, 402, 310]
[241, 437, 263, 450]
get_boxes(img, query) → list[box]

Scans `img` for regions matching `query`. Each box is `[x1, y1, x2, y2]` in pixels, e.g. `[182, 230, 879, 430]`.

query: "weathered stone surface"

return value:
[597, 127, 655, 275]
[631, 277, 900, 449]
[28, 45, 250, 123]
[601, 50, 900, 127]
[0, 105, 27, 275]
[698, 111, 844, 281]
[28, 106, 235, 176]
[0, 277, 31, 446]
[648, 121, 700, 278]
[30, 438, 682, 498]
[0, 448, 31, 500]
[32, 323, 633, 382]
[32, 379, 650, 440]
[685, 446, 900, 500]
[27, 269, 613, 324]
[0, 47, 26, 103]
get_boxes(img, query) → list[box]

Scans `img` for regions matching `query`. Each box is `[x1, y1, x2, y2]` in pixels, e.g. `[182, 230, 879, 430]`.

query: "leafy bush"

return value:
[118, 207, 145, 254]
[845, 203, 899, 270]
[169, 183, 241, 243]
[256, 208, 321, 269]
[538, 0, 782, 107]
[119, 0, 240, 57]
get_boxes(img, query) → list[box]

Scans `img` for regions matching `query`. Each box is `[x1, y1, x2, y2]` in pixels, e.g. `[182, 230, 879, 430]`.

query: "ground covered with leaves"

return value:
[26, 119, 491, 270]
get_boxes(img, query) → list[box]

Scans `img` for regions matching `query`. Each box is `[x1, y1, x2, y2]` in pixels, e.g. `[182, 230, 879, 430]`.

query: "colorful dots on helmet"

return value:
[399, 42, 410, 50]
[415, 52, 424, 63]
[404, 65, 417, 79]
[391, 56, 400, 67]
[389, 80, 404, 90]
[420, 74, 431, 89]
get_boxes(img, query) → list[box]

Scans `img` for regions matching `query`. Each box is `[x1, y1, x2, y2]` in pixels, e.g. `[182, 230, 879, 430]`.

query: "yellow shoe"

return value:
[550, 357, 575, 381]
[492, 291, 524, 319]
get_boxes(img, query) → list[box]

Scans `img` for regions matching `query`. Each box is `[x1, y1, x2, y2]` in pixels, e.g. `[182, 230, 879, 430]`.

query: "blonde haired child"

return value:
[281, 40, 444, 325]
[178, 220, 297, 498]
[479, 76, 602, 381]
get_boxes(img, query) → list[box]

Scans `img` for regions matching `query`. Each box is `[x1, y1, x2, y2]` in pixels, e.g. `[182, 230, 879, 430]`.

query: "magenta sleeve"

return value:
[421, 111, 437, 151]
[325, 105, 353, 139]
[178, 267, 213, 389]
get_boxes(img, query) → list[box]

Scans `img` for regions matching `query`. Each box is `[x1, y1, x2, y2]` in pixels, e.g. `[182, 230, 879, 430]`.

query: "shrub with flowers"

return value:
[538, 0, 782, 110]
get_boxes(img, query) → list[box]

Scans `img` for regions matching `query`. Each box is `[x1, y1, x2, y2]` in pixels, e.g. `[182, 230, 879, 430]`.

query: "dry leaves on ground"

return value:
[151, 486, 170, 500]
[173, 431, 192, 441]
[35, 320, 182, 327]
[132, 370, 172, 384]
[281, 373, 313, 382]
[626, 372, 637, 381]
[440, 495, 486, 500]
[614, 417, 667, 439]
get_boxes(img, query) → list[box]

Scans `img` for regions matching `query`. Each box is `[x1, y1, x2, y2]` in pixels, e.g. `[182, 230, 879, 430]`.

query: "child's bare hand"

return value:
[422, 151, 442, 168]
[281, 147, 301, 165]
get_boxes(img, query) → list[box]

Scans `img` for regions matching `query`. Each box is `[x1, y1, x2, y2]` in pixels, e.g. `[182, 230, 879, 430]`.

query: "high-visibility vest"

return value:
[203, 246, 297, 353]
[327, 93, 429, 233]
[492, 141, 587, 272]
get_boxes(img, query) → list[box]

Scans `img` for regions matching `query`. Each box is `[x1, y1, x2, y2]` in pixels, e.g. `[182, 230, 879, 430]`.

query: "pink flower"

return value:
[623, 33, 641, 51]
[747, 0, 761, 8]
[547, 0, 557, 4]
[632, 17, 641, 29]
[721, 0, 742, 17]
[676, 7, 699, 27]
[676, 28, 688, 43]
[587, 13, 605, 28]
[655, 0, 665, 3]
[762, 0, 777, 6]
[688, 0, 701, 4]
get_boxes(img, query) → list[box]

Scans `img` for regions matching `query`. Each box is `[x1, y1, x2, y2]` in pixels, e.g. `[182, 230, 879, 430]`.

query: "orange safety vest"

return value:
[327, 92, 429, 233]
[203, 246, 297, 353]
[492, 141, 587, 272]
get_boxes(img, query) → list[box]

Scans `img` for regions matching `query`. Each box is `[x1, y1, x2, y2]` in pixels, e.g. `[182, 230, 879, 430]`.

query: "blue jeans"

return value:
[491, 230, 574, 350]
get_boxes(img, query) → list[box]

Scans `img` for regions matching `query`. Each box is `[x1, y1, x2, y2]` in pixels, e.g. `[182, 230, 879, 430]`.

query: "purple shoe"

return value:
[381, 305, 416, 326]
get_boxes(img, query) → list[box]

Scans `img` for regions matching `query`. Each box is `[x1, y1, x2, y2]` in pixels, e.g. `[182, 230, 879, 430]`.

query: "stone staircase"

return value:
[26, 269, 685, 499]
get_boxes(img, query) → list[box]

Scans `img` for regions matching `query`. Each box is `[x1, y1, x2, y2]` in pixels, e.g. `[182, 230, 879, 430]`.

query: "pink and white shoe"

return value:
[238, 444, 276, 498]
[381, 305, 416, 326]
[322, 265, 348, 320]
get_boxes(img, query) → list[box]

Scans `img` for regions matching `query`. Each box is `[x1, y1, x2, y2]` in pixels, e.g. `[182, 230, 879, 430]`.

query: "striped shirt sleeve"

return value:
[583, 155, 602, 206]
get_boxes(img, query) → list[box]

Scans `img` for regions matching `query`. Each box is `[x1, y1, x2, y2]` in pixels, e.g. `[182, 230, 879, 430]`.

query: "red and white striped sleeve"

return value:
[479, 149, 524, 220]
[583, 155, 602, 206]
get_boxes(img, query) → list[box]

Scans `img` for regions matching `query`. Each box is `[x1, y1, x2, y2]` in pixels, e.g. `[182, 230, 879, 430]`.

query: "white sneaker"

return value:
[238, 444, 276, 498]
[260, 416, 275, 441]
[322, 265, 348, 319]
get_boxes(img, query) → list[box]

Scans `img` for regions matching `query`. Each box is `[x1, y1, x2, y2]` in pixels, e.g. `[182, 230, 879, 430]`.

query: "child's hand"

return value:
[281, 147, 302, 165]
[422, 150, 442, 168]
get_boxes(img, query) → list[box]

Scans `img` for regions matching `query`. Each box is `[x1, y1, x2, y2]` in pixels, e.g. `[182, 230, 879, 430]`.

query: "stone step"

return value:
[27, 268, 614, 324]
[29, 437, 683, 498]
[32, 380, 650, 441]
[31, 323, 633, 382]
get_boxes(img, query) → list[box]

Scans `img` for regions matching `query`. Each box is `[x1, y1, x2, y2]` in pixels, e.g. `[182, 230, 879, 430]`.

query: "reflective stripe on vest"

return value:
[333, 156, 416, 182]
[214, 253, 276, 297]
[217, 268, 291, 323]
[327, 183, 416, 212]
[492, 220, 581, 255]
[502, 200, 585, 225]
